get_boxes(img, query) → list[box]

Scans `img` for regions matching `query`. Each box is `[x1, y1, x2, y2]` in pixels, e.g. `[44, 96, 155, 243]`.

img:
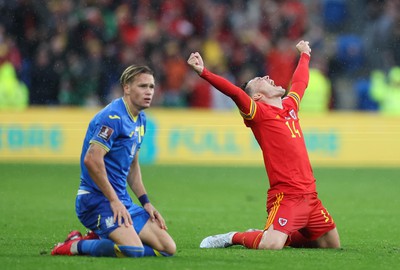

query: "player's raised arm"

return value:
[286, 40, 311, 109]
[187, 52, 253, 116]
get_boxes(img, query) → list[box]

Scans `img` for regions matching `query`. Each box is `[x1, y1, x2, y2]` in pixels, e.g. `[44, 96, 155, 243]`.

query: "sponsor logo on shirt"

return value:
[98, 125, 114, 141]
[109, 115, 120, 119]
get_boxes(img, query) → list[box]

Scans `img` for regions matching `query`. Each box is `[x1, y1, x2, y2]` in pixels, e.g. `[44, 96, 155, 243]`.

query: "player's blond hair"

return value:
[120, 65, 154, 86]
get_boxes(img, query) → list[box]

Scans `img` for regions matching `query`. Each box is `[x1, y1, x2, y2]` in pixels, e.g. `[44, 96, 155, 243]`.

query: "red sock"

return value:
[232, 231, 263, 249]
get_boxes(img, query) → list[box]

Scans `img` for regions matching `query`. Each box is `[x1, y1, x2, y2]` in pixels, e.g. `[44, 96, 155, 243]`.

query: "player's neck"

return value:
[122, 96, 140, 117]
[262, 97, 283, 109]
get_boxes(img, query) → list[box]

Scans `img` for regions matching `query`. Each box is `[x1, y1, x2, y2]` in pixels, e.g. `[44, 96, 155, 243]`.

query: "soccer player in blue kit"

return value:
[51, 65, 176, 258]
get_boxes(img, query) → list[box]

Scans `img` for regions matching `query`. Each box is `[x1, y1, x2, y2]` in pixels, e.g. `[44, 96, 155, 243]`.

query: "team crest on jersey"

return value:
[105, 216, 114, 228]
[98, 125, 114, 141]
[289, 109, 297, 120]
[278, 218, 288, 227]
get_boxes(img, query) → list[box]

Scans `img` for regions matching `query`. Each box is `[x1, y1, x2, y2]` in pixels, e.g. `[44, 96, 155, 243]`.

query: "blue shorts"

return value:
[75, 191, 150, 239]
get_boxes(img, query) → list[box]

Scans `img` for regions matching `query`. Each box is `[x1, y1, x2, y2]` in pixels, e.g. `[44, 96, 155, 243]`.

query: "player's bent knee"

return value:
[160, 239, 177, 256]
[258, 240, 285, 250]
[323, 237, 341, 249]
[317, 228, 341, 249]
[257, 231, 286, 250]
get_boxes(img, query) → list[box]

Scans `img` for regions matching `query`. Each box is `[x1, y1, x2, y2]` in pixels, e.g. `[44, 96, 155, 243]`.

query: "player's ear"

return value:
[252, 93, 262, 101]
[123, 84, 130, 95]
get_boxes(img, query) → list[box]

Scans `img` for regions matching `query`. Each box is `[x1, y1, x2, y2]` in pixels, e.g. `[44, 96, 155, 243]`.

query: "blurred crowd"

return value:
[0, 0, 399, 113]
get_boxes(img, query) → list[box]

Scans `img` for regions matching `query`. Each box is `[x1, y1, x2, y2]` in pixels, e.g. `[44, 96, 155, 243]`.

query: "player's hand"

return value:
[110, 199, 133, 227]
[187, 52, 204, 75]
[296, 40, 311, 56]
[144, 203, 168, 230]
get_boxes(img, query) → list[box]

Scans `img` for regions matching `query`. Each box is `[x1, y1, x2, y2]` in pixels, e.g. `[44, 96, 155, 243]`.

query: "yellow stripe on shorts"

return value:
[264, 192, 284, 230]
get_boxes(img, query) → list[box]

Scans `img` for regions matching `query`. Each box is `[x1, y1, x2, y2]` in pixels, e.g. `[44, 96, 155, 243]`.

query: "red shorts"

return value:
[264, 192, 336, 241]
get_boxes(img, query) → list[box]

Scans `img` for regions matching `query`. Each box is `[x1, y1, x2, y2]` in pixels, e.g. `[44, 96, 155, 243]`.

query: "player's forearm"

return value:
[127, 172, 147, 198]
[200, 68, 252, 112]
[292, 53, 310, 86]
[90, 168, 119, 202]
[85, 155, 119, 202]
[127, 156, 147, 198]
[201, 68, 245, 97]
[289, 53, 310, 99]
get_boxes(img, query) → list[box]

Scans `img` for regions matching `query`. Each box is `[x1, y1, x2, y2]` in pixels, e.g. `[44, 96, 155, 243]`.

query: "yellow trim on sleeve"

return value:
[240, 99, 257, 120]
[287, 92, 300, 109]
[90, 140, 110, 152]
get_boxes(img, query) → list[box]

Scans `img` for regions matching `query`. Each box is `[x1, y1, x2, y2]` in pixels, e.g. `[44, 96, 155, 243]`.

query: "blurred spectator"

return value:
[369, 66, 400, 115]
[0, 25, 22, 72]
[0, 62, 28, 110]
[362, 0, 395, 72]
[300, 68, 332, 113]
[185, 72, 212, 108]
[0, 0, 398, 111]
[266, 38, 298, 90]
[29, 44, 60, 105]
[386, 1, 400, 67]
[162, 40, 188, 107]
[354, 78, 379, 111]
[322, 0, 348, 32]
[280, 0, 308, 40]
[211, 64, 236, 110]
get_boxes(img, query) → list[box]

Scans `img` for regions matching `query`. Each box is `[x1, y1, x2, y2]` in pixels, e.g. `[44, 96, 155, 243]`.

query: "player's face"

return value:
[125, 73, 155, 110]
[248, 76, 285, 98]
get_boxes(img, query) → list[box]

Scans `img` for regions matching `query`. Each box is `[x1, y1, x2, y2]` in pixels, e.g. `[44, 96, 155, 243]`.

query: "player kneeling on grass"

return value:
[187, 40, 340, 250]
[51, 65, 176, 258]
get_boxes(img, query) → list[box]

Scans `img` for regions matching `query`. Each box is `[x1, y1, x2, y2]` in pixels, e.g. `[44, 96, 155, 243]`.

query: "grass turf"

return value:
[0, 163, 399, 270]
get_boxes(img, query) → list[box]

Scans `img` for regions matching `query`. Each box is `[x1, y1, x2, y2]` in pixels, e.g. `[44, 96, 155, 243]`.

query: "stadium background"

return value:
[1, 0, 400, 166]
[1, 1, 400, 269]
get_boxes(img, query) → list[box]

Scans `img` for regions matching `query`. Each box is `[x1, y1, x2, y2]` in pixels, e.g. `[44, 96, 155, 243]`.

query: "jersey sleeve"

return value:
[89, 111, 122, 152]
[285, 53, 310, 111]
[200, 68, 256, 120]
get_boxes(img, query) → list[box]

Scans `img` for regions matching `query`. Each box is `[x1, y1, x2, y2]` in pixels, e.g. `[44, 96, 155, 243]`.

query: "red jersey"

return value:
[201, 53, 315, 197]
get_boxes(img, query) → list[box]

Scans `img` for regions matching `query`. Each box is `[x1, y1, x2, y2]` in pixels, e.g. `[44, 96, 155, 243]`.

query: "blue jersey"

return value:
[79, 97, 146, 202]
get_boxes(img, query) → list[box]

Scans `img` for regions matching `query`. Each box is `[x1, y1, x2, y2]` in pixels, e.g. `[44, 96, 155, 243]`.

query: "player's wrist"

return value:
[138, 194, 150, 206]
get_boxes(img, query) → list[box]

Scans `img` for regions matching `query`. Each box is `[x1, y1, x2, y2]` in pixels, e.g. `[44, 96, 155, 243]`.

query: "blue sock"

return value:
[143, 244, 173, 257]
[117, 245, 144, 258]
[78, 239, 116, 257]
[78, 240, 145, 258]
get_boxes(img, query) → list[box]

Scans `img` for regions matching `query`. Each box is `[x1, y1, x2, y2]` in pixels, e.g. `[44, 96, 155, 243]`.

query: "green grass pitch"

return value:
[0, 163, 399, 270]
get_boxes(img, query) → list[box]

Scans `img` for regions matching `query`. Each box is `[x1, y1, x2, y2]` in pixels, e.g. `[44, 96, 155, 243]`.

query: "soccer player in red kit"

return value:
[187, 40, 340, 250]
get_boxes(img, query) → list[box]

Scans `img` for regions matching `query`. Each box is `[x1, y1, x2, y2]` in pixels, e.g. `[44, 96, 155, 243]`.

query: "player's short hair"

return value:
[120, 65, 154, 87]
[240, 81, 252, 96]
